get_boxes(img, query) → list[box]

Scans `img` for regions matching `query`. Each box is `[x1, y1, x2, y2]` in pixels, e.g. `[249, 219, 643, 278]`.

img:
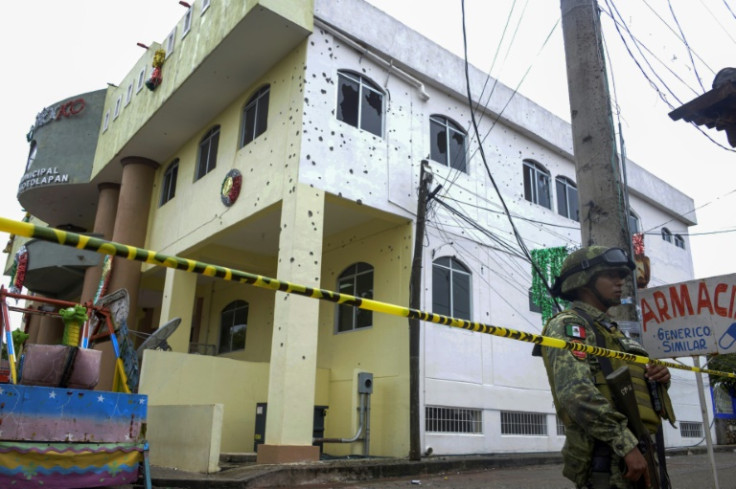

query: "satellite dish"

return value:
[136, 318, 181, 363]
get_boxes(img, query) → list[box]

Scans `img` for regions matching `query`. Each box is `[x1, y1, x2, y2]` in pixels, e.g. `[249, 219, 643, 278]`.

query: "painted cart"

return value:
[0, 287, 152, 489]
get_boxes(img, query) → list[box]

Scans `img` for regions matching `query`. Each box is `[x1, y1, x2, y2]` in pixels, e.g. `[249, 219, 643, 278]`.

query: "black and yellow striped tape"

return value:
[2, 216, 733, 379]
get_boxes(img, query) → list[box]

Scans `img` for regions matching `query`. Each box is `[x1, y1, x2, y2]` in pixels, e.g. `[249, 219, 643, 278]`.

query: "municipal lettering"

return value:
[17, 167, 70, 193]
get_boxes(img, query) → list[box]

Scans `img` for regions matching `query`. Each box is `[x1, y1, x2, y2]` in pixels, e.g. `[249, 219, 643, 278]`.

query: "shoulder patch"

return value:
[565, 324, 586, 339]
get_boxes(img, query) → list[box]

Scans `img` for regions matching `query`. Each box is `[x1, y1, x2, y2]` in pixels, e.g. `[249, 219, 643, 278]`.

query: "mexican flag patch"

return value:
[565, 324, 586, 339]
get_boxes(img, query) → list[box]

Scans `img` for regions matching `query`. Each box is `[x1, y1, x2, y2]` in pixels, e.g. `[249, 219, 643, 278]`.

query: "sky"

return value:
[2, 0, 735, 285]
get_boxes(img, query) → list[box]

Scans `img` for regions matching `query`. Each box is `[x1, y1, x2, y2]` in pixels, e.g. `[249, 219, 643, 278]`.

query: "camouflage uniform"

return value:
[541, 246, 673, 489]
[542, 301, 639, 489]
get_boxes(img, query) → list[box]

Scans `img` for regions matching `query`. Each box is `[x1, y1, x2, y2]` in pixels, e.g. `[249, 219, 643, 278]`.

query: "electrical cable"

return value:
[666, 0, 707, 92]
[602, 0, 736, 152]
[641, 0, 715, 76]
[723, 0, 736, 21]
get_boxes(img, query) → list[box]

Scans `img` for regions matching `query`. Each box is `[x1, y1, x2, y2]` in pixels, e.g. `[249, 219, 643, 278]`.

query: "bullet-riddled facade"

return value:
[11, 0, 707, 463]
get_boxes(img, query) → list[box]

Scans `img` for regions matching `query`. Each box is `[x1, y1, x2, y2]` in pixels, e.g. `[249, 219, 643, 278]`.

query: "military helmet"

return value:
[550, 246, 635, 301]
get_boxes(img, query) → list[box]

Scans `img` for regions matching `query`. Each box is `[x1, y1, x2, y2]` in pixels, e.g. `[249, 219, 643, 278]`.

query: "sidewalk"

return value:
[132, 445, 730, 489]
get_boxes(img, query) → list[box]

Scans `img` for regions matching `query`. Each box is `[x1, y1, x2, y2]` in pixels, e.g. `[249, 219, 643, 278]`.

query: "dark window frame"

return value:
[219, 299, 248, 354]
[674, 234, 686, 249]
[241, 85, 270, 147]
[196, 125, 220, 180]
[661, 227, 673, 243]
[159, 159, 179, 206]
[432, 256, 472, 321]
[335, 262, 374, 333]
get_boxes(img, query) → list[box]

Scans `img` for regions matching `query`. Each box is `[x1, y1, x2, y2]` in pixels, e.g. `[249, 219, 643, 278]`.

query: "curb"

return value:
[146, 445, 736, 489]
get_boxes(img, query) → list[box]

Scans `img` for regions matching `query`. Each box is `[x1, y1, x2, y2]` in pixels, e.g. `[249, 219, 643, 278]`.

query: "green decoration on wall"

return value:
[530, 247, 570, 324]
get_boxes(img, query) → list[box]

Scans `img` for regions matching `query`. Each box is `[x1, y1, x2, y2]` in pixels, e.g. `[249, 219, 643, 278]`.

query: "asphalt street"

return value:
[302, 451, 736, 489]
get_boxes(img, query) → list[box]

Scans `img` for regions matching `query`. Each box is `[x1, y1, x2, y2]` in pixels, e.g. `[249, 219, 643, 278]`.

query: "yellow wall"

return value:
[144, 42, 308, 259]
[317, 219, 413, 457]
[92, 0, 313, 179]
[140, 350, 329, 453]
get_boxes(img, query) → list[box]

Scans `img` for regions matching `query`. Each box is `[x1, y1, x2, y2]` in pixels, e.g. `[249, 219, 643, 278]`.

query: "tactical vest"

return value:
[549, 310, 676, 433]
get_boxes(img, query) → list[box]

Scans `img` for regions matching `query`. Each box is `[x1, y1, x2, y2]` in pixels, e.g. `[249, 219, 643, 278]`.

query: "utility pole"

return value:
[560, 3, 714, 489]
[409, 161, 432, 461]
[560, 0, 636, 321]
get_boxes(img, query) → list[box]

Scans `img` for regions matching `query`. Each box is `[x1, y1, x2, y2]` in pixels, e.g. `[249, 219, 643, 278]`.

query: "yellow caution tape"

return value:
[1, 216, 733, 379]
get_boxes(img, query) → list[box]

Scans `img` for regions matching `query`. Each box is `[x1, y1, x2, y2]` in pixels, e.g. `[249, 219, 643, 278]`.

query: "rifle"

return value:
[605, 366, 660, 489]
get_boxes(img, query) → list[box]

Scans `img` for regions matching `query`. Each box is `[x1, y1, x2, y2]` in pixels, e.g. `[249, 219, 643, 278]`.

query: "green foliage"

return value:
[708, 353, 736, 391]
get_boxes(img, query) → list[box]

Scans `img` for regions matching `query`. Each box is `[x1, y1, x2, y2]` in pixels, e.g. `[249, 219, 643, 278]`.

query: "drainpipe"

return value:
[313, 17, 430, 102]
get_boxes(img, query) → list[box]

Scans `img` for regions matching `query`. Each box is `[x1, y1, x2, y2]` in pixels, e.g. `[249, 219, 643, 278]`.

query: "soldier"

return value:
[541, 246, 675, 489]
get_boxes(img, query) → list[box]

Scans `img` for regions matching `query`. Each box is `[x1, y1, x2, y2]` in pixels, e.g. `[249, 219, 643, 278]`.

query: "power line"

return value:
[665, 0, 707, 92]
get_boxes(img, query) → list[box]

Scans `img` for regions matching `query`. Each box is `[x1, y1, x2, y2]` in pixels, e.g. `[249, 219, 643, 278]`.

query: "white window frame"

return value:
[182, 4, 193, 38]
[113, 96, 122, 120]
[201, 0, 210, 13]
[165, 27, 177, 58]
[555, 175, 579, 221]
[102, 110, 110, 132]
[136, 66, 147, 93]
[124, 82, 134, 106]
[523, 159, 552, 210]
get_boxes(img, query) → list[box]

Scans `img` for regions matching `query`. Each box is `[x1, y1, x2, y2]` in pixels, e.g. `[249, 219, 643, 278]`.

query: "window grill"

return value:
[680, 421, 704, 438]
[556, 415, 566, 436]
[425, 406, 482, 434]
[500, 411, 548, 436]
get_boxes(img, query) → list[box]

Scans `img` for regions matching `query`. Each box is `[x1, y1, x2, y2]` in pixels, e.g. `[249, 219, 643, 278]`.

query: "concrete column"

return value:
[80, 183, 120, 304]
[106, 157, 159, 327]
[159, 267, 197, 353]
[257, 185, 324, 464]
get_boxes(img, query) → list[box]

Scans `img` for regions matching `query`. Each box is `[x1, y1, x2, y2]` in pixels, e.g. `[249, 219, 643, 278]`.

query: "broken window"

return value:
[430, 115, 467, 172]
[337, 70, 384, 137]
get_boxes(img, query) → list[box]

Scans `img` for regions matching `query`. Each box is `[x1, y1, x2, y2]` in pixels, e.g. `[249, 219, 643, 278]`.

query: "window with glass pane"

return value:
[661, 227, 672, 243]
[336, 71, 384, 137]
[430, 115, 467, 172]
[432, 257, 471, 320]
[241, 85, 270, 147]
[555, 176, 579, 221]
[674, 234, 685, 249]
[160, 159, 179, 206]
[628, 212, 640, 235]
[196, 125, 220, 180]
[336, 263, 373, 332]
[219, 300, 248, 353]
[26, 141, 37, 171]
[523, 160, 551, 209]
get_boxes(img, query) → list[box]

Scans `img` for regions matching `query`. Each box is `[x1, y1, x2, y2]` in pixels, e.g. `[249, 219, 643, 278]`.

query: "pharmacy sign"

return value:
[638, 273, 736, 359]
